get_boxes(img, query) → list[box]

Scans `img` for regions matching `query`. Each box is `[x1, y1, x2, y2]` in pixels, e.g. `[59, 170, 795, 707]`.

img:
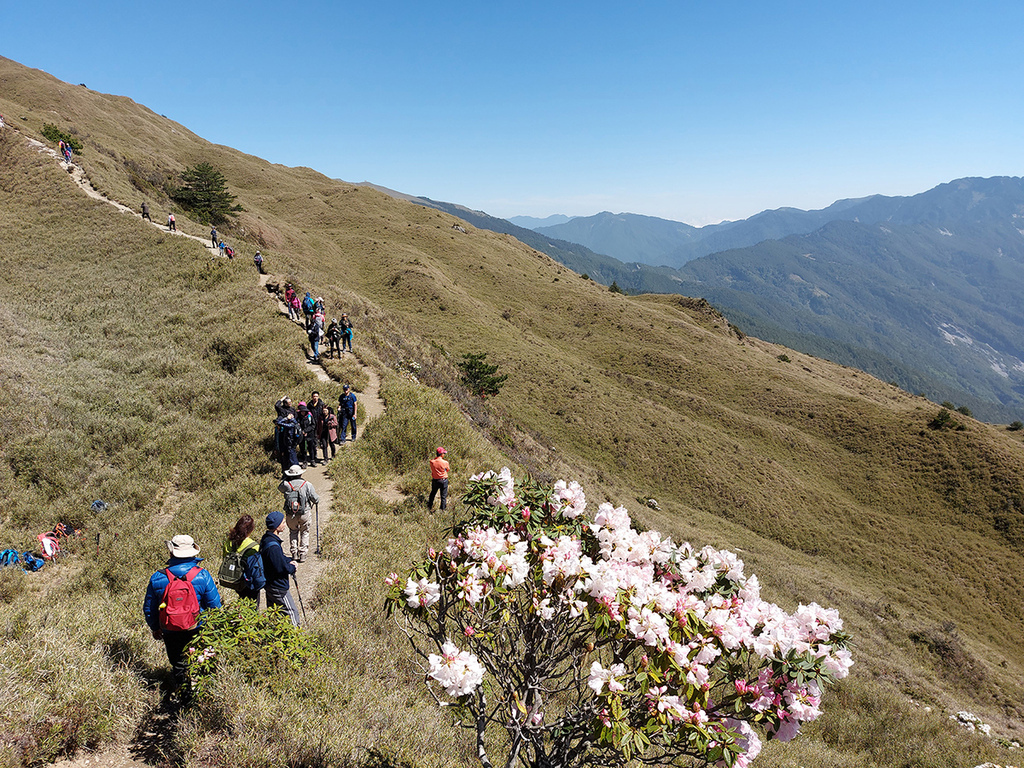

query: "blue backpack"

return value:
[21, 552, 44, 571]
[0, 549, 21, 568]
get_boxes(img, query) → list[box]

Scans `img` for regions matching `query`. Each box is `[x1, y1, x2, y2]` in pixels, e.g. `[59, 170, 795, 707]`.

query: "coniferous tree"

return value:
[458, 352, 508, 398]
[170, 162, 241, 225]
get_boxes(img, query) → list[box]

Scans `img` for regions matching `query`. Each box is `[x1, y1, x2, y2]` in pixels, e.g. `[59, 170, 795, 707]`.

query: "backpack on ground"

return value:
[159, 566, 202, 631]
[37, 532, 60, 560]
[21, 552, 44, 571]
[0, 549, 21, 568]
[219, 542, 259, 591]
[283, 479, 307, 517]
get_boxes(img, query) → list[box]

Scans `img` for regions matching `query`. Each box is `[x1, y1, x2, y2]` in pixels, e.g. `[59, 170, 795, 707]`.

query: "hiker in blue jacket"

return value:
[261, 511, 301, 626]
[142, 534, 221, 694]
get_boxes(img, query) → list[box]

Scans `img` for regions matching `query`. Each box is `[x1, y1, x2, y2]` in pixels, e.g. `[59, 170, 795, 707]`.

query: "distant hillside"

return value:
[507, 213, 573, 229]
[668, 177, 1024, 422]
[536, 211, 700, 265]
[536, 196, 900, 268]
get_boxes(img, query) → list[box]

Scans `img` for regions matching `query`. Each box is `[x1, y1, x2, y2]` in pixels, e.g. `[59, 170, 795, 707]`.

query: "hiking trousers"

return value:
[286, 511, 311, 561]
[266, 586, 301, 626]
[162, 627, 200, 689]
[429, 478, 449, 512]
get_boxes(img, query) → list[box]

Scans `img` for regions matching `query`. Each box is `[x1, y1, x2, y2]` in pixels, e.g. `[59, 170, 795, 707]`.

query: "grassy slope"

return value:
[1, 57, 1022, 767]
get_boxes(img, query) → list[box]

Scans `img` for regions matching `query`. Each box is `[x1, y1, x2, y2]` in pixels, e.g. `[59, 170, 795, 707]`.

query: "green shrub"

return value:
[777, 354, 791, 362]
[41, 123, 84, 154]
[956, 405, 972, 417]
[1009, 421, 1024, 432]
[186, 599, 325, 698]
[928, 409, 965, 431]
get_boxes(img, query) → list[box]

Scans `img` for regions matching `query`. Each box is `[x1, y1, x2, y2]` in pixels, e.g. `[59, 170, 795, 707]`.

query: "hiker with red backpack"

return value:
[142, 534, 221, 695]
[278, 464, 319, 563]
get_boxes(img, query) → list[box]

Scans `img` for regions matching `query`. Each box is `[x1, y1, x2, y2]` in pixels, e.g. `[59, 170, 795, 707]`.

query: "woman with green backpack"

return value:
[220, 515, 266, 607]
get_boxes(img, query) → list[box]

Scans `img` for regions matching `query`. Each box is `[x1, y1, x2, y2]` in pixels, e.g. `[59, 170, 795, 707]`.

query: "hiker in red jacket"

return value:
[142, 534, 221, 696]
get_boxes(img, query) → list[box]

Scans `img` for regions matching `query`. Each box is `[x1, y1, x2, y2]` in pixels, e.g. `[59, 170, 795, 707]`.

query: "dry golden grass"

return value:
[0, 56, 1022, 767]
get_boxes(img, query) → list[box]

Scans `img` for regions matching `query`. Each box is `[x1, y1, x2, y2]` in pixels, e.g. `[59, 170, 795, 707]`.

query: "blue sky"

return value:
[4, 1, 1022, 224]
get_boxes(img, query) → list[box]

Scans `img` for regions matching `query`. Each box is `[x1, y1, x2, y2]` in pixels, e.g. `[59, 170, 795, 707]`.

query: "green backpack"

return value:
[218, 540, 259, 591]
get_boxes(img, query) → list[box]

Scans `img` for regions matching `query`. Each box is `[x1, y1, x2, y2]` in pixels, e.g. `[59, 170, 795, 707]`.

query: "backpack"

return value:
[37, 532, 60, 560]
[218, 542, 259, 591]
[283, 479, 307, 517]
[302, 295, 315, 313]
[21, 552, 44, 571]
[0, 549, 21, 568]
[159, 566, 202, 631]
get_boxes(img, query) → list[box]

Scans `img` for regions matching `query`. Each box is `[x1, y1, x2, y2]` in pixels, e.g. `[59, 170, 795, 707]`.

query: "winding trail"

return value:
[28, 132, 392, 768]
[257, 271, 387, 615]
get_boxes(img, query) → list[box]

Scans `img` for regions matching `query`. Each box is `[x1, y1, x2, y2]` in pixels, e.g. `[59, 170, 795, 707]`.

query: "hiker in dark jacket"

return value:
[297, 403, 318, 466]
[326, 318, 342, 359]
[222, 515, 265, 606]
[340, 314, 353, 353]
[339, 384, 357, 442]
[143, 534, 221, 692]
[261, 511, 300, 626]
[275, 396, 297, 421]
[274, 413, 300, 471]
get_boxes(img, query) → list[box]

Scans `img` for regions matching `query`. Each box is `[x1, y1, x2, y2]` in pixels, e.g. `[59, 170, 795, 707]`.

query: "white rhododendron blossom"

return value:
[428, 640, 485, 697]
[387, 469, 853, 768]
[404, 577, 440, 609]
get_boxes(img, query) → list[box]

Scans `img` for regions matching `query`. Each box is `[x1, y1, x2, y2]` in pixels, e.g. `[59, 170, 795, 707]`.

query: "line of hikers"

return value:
[273, 389, 357, 470]
[282, 284, 354, 361]
[142, 506, 311, 697]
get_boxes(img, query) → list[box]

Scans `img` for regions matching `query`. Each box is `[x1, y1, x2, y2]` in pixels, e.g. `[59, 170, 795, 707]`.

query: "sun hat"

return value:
[436, 447, 447, 456]
[166, 534, 200, 558]
[285, 464, 305, 478]
[266, 511, 285, 530]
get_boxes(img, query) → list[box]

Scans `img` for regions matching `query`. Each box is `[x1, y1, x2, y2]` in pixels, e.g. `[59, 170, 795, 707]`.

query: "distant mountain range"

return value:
[507, 213, 573, 229]
[411, 177, 1024, 423]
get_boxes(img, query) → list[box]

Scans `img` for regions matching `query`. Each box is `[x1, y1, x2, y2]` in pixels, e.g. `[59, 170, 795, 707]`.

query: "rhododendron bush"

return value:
[385, 469, 852, 768]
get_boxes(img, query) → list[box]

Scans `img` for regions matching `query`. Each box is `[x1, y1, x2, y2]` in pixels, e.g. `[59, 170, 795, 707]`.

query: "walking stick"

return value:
[291, 573, 308, 623]
[315, 502, 320, 556]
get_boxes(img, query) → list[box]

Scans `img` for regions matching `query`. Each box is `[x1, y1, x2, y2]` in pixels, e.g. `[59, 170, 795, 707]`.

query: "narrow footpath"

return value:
[258, 272, 386, 617]
[29, 132, 390, 768]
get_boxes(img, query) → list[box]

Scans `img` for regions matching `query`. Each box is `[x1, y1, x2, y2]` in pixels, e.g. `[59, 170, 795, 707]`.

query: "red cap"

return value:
[436, 447, 447, 456]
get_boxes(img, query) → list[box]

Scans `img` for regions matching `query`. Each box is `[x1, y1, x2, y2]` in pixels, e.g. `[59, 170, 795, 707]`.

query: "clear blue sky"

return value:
[5, 1, 1022, 225]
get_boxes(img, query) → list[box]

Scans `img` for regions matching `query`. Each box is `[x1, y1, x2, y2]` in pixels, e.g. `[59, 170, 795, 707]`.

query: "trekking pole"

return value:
[291, 573, 308, 623]
[315, 502, 320, 556]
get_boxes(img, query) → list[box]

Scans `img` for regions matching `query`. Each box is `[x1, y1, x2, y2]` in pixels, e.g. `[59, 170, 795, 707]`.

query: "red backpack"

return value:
[159, 566, 202, 631]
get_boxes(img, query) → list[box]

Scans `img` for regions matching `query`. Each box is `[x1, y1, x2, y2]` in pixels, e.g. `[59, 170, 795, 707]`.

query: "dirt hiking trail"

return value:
[27, 132, 395, 768]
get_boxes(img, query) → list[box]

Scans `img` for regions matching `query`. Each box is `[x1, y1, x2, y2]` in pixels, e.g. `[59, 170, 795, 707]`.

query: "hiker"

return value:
[210, 227, 218, 248]
[297, 402, 319, 466]
[308, 391, 327, 434]
[323, 406, 339, 459]
[326, 318, 342, 359]
[288, 293, 301, 324]
[307, 320, 322, 362]
[273, 413, 299, 471]
[340, 314, 353, 353]
[254, 251, 264, 274]
[339, 384, 357, 442]
[278, 466, 319, 563]
[221, 515, 265, 607]
[142, 534, 222, 693]
[141, 201, 151, 222]
[301, 292, 315, 329]
[167, 213, 176, 231]
[429, 447, 450, 512]
[261, 512, 300, 626]
[224, 244, 235, 259]
[275, 395, 297, 420]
